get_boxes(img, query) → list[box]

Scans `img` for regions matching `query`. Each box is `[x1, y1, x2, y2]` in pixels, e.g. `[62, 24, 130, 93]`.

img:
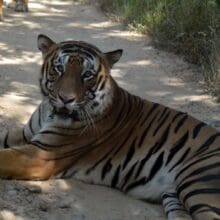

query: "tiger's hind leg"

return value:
[176, 181, 220, 220]
[162, 191, 192, 220]
[175, 153, 220, 220]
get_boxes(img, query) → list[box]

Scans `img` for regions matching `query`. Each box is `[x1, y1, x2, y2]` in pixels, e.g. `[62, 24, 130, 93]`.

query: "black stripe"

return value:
[200, 147, 220, 157]
[43, 51, 56, 65]
[114, 92, 126, 123]
[61, 169, 69, 178]
[148, 151, 164, 181]
[165, 201, 182, 208]
[140, 103, 159, 127]
[40, 130, 75, 136]
[113, 126, 138, 157]
[166, 208, 187, 216]
[3, 132, 9, 148]
[86, 147, 115, 175]
[40, 82, 49, 96]
[31, 140, 71, 148]
[175, 152, 220, 181]
[122, 139, 136, 170]
[61, 49, 76, 54]
[138, 114, 158, 148]
[60, 44, 98, 58]
[29, 115, 34, 135]
[177, 174, 220, 196]
[193, 122, 206, 139]
[99, 80, 106, 91]
[151, 124, 171, 154]
[101, 158, 112, 180]
[162, 193, 177, 200]
[136, 125, 170, 178]
[125, 177, 147, 192]
[153, 112, 170, 136]
[184, 161, 220, 181]
[168, 148, 190, 172]
[127, 92, 133, 108]
[96, 75, 103, 86]
[111, 165, 121, 188]
[197, 132, 220, 154]
[22, 128, 28, 143]
[97, 63, 102, 74]
[38, 104, 42, 128]
[157, 107, 168, 122]
[135, 149, 154, 179]
[174, 114, 188, 133]
[172, 112, 185, 122]
[183, 188, 220, 204]
[166, 131, 189, 165]
[121, 161, 138, 189]
[189, 204, 220, 216]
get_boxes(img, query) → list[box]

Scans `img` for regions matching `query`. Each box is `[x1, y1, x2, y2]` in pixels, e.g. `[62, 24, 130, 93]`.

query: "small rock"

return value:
[205, 119, 220, 129]
[59, 201, 71, 209]
[71, 213, 86, 220]
[26, 185, 42, 194]
[7, 190, 17, 196]
[39, 202, 49, 212]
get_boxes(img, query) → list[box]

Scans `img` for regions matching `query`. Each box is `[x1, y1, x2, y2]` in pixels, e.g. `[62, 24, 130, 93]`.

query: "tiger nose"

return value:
[58, 93, 75, 104]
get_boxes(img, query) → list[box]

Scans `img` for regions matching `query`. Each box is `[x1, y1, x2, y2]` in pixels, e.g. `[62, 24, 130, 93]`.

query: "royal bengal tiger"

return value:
[0, 0, 28, 21]
[0, 34, 219, 220]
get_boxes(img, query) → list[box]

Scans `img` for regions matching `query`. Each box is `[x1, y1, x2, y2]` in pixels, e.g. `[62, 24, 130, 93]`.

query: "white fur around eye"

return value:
[83, 70, 95, 81]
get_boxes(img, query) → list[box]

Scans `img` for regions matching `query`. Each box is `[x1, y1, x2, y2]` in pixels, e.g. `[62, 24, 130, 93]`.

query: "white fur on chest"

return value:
[127, 168, 176, 202]
[68, 160, 177, 202]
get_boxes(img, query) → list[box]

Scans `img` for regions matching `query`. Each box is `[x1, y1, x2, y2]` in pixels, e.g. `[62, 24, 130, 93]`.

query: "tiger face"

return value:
[37, 34, 123, 120]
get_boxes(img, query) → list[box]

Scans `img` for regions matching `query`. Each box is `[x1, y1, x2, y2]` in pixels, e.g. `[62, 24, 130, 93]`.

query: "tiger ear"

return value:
[37, 34, 55, 55]
[105, 49, 123, 68]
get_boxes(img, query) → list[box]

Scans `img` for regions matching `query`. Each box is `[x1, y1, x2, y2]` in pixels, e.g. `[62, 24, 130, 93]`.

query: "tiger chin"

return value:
[0, 34, 219, 220]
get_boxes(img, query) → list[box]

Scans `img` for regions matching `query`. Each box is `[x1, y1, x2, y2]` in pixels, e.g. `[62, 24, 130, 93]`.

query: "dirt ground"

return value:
[0, 1, 219, 220]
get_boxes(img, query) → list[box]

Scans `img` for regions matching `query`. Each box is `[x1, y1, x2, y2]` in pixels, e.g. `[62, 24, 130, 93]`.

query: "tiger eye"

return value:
[84, 71, 93, 78]
[57, 65, 64, 73]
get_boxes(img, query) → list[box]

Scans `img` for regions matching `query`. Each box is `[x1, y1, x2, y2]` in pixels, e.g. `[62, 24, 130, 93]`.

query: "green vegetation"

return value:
[98, 0, 220, 98]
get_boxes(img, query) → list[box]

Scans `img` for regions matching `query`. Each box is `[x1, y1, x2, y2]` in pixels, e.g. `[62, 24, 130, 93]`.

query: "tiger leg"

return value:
[176, 153, 220, 220]
[0, 127, 29, 148]
[14, 0, 28, 12]
[162, 191, 192, 220]
[0, 0, 3, 21]
[0, 145, 74, 180]
[177, 181, 220, 220]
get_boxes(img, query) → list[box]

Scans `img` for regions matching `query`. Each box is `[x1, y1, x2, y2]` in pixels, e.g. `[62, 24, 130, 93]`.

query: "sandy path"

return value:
[0, 1, 219, 219]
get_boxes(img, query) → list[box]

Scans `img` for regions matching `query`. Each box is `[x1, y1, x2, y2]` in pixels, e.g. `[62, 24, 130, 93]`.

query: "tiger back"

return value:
[0, 34, 219, 220]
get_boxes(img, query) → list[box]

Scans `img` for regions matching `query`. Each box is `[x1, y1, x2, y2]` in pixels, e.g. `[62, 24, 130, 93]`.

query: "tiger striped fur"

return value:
[0, 0, 28, 21]
[0, 34, 219, 220]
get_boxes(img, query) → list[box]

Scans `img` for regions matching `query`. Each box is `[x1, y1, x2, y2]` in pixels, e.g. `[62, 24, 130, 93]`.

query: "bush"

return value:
[98, 0, 220, 96]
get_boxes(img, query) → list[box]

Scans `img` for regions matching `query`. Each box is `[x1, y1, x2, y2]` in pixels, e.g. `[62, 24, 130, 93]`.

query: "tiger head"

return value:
[37, 34, 123, 120]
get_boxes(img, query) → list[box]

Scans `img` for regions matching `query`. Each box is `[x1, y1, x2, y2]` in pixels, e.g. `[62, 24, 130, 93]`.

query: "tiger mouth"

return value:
[57, 107, 70, 114]
[55, 107, 79, 120]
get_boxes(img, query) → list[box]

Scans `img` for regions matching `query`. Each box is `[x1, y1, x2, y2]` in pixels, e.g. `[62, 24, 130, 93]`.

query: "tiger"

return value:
[0, 34, 219, 220]
[0, 0, 28, 21]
